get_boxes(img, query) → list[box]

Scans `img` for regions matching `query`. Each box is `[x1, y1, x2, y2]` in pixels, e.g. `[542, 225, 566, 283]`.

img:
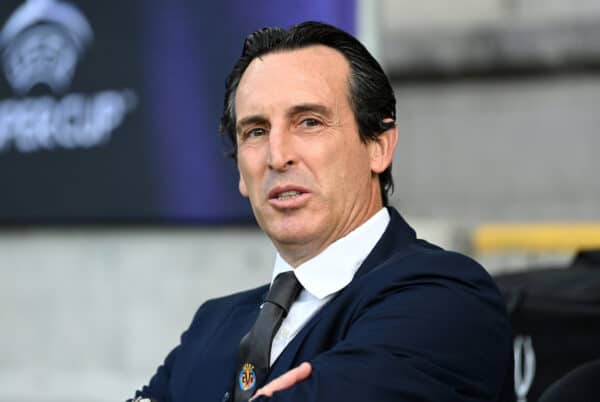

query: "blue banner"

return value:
[0, 0, 355, 223]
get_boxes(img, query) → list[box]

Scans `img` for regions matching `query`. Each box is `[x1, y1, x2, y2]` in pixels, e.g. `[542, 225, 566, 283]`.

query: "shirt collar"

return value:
[271, 208, 390, 299]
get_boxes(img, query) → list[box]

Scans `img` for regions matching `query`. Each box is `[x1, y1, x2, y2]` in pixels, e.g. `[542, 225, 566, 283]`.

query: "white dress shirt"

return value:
[269, 207, 390, 365]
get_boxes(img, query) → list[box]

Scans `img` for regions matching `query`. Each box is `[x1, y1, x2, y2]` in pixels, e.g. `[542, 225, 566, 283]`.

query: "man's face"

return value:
[235, 45, 386, 265]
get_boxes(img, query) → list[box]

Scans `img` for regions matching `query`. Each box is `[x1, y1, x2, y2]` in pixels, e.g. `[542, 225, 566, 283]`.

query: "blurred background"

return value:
[1, 0, 599, 401]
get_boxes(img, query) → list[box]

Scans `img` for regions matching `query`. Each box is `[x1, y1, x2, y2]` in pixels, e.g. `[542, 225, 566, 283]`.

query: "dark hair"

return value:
[220, 21, 396, 205]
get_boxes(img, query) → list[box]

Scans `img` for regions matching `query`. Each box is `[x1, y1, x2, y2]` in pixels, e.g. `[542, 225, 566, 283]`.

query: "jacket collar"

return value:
[353, 206, 417, 280]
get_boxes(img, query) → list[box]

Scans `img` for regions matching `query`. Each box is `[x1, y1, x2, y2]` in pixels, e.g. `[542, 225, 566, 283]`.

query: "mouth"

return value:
[268, 186, 310, 208]
[275, 190, 302, 200]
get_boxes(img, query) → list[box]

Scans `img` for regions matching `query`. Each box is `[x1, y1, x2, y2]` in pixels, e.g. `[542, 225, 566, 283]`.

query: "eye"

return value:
[300, 118, 322, 128]
[245, 127, 266, 138]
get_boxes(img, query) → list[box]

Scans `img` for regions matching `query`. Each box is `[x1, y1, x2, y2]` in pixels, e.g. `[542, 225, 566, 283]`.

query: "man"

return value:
[132, 22, 514, 402]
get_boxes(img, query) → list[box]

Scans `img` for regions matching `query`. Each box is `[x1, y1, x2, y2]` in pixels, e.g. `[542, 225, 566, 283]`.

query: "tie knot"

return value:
[264, 271, 302, 315]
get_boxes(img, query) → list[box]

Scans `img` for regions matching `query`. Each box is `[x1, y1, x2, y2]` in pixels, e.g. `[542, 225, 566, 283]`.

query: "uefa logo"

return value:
[0, 0, 93, 96]
[0, 0, 137, 153]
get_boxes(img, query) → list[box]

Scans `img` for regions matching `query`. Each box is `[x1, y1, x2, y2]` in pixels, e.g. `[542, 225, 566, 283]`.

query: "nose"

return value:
[267, 128, 295, 171]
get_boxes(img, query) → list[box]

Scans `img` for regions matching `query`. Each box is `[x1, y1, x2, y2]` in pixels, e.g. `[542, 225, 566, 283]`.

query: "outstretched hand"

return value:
[250, 362, 312, 401]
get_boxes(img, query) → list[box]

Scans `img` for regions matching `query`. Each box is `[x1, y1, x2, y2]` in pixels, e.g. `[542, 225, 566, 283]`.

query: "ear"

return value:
[368, 123, 398, 174]
[238, 173, 249, 197]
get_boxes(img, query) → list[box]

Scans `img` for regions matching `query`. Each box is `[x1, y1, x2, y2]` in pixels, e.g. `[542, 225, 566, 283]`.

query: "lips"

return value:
[268, 185, 309, 199]
[268, 185, 310, 208]
[276, 190, 301, 200]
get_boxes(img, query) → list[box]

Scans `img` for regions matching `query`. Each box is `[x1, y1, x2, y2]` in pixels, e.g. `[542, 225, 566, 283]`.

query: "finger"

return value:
[250, 362, 312, 400]
[252, 362, 311, 400]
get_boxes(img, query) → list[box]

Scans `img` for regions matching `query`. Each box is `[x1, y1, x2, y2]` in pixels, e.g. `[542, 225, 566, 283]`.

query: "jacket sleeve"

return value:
[128, 327, 190, 402]
[256, 259, 514, 402]
[128, 299, 216, 402]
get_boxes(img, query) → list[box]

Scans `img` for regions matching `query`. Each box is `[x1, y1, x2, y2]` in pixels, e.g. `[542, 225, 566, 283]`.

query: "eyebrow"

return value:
[286, 103, 332, 119]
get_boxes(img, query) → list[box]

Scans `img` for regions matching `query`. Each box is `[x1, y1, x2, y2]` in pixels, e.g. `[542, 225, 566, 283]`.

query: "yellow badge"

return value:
[238, 362, 257, 391]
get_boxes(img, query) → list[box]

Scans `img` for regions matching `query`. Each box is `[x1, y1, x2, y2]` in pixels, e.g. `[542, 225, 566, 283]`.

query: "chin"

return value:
[269, 227, 310, 243]
[257, 207, 326, 246]
[265, 222, 316, 247]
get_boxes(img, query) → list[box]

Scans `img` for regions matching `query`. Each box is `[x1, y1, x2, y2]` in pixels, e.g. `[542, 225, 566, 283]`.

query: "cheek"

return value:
[319, 150, 369, 195]
[237, 147, 264, 185]
[339, 148, 373, 188]
[311, 137, 364, 185]
[238, 169, 248, 197]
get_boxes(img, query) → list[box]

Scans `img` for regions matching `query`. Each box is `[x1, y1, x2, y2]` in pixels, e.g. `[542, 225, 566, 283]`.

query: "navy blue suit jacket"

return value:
[135, 208, 514, 401]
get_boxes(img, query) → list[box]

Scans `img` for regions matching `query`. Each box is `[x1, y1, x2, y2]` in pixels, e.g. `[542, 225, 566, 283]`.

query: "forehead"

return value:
[235, 45, 351, 118]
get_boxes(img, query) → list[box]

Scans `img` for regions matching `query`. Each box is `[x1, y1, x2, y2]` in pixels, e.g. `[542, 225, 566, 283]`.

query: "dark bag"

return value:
[494, 250, 600, 402]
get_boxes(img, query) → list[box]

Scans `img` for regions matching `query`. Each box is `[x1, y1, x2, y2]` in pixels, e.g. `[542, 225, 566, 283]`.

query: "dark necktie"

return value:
[233, 271, 303, 402]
